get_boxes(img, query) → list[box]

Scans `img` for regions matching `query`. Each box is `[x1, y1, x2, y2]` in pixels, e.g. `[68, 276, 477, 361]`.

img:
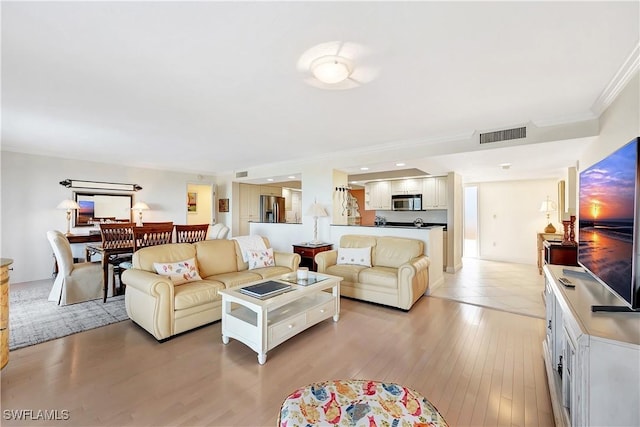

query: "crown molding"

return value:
[591, 41, 640, 117]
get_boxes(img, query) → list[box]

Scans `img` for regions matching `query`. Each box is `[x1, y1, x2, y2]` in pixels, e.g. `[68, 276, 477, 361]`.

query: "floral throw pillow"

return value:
[247, 248, 275, 270]
[336, 247, 372, 267]
[153, 258, 202, 285]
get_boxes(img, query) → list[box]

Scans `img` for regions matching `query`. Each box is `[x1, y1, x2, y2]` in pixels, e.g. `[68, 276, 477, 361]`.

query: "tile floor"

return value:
[430, 257, 546, 318]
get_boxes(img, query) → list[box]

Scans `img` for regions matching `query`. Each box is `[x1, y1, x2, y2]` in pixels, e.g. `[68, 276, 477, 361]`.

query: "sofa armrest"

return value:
[122, 269, 175, 299]
[396, 255, 430, 310]
[121, 268, 175, 340]
[274, 251, 301, 271]
[315, 250, 338, 273]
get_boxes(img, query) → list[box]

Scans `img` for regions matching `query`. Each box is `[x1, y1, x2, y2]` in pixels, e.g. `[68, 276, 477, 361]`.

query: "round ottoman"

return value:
[278, 379, 448, 426]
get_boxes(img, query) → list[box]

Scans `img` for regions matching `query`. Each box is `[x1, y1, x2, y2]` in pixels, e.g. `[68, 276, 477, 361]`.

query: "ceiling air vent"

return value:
[479, 126, 526, 144]
[235, 171, 248, 178]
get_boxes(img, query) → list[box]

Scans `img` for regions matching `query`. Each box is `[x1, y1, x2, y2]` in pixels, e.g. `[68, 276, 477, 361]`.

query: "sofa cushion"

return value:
[325, 264, 368, 284]
[194, 239, 239, 277]
[375, 237, 423, 268]
[337, 247, 372, 267]
[173, 280, 225, 311]
[247, 248, 275, 270]
[133, 243, 196, 272]
[206, 271, 262, 288]
[250, 265, 292, 279]
[153, 258, 202, 285]
[358, 266, 398, 289]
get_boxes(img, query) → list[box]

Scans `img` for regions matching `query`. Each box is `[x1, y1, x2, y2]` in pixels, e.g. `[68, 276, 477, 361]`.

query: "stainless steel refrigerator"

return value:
[259, 195, 286, 223]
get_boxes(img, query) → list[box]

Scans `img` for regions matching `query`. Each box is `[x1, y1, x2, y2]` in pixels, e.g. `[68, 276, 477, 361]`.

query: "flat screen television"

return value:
[578, 137, 639, 311]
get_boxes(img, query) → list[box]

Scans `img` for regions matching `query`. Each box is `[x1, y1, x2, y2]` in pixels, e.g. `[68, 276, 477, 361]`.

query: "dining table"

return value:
[85, 243, 133, 302]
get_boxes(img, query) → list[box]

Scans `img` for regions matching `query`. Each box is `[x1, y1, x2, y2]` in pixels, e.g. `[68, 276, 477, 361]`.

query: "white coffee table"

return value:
[218, 272, 341, 364]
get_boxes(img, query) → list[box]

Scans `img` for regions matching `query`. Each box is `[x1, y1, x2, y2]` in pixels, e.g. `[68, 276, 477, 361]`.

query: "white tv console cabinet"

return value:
[543, 265, 640, 427]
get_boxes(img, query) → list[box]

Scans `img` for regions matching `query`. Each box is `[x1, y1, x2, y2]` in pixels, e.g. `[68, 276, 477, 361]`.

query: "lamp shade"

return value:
[310, 55, 352, 84]
[56, 199, 80, 210]
[131, 202, 150, 211]
[539, 198, 557, 213]
[306, 202, 328, 217]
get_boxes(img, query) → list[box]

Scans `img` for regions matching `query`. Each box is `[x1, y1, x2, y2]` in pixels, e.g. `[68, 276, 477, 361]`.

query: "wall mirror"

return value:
[73, 192, 133, 226]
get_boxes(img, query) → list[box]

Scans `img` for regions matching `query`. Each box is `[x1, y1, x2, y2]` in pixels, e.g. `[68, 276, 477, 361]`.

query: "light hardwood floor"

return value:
[2, 265, 553, 427]
[432, 258, 546, 319]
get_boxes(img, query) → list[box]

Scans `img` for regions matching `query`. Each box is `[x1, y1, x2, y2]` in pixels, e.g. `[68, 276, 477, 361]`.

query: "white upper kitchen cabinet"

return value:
[364, 181, 391, 210]
[422, 176, 448, 209]
[391, 178, 423, 195]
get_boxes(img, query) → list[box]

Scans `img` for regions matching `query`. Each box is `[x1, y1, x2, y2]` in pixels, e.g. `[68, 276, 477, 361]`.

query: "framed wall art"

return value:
[187, 192, 197, 213]
[218, 198, 229, 213]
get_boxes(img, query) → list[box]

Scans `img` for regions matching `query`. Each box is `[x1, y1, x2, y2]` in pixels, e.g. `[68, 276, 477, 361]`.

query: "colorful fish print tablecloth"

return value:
[278, 379, 449, 426]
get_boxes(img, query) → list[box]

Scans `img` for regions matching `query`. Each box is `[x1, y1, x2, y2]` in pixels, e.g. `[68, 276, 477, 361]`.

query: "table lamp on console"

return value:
[131, 201, 150, 226]
[539, 196, 557, 233]
[306, 200, 328, 244]
[57, 199, 80, 236]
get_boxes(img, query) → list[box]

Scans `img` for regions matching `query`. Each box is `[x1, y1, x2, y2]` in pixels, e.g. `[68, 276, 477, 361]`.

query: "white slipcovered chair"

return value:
[209, 223, 230, 239]
[47, 230, 113, 305]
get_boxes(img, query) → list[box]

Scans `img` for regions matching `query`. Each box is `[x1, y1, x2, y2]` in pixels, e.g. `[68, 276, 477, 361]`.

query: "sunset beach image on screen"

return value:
[578, 139, 637, 305]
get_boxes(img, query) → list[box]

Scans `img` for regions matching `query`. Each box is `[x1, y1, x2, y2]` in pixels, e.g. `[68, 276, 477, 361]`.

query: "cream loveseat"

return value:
[315, 235, 429, 310]
[122, 237, 300, 340]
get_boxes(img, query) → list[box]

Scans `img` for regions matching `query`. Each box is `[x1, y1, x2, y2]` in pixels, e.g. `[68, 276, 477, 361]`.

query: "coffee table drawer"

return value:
[270, 313, 307, 343]
[307, 299, 335, 324]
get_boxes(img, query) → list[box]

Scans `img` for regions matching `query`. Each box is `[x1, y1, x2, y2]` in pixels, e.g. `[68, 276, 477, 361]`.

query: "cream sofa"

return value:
[121, 237, 300, 340]
[315, 235, 429, 310]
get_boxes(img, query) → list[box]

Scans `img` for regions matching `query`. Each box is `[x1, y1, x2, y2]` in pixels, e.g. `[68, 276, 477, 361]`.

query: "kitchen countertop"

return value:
[331, 222, 447, 231]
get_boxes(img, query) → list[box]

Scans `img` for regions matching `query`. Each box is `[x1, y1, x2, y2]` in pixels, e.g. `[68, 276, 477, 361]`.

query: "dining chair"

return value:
[142, 222, 174, 227]
[175, 224, 210, 243]
[209, 223, 230, 239]
[99, 222, 135, 295]
[47, 230, 112, 305]
[132, 223, 175, 251]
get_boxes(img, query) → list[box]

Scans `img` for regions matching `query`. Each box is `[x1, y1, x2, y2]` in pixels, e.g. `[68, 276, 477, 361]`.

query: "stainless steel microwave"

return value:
[391, 194, 422, 211]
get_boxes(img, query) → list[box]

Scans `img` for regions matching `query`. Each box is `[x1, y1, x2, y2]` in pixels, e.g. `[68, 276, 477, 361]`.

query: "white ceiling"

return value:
[2, 1, 639, 183]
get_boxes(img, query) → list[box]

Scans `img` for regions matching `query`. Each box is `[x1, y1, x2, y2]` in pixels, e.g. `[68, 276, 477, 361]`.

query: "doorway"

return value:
[464, 185, 478, 258]
[186, 183, 215, 225]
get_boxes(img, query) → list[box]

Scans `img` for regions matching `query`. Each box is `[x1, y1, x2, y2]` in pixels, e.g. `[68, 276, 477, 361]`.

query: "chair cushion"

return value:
[173, 280, 225, 311]
[358, 266, 398, 289]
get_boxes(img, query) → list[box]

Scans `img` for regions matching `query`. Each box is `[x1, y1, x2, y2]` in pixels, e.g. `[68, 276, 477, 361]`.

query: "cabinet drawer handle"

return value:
[288, 324, 294, 329]
[320, 309, 325, 313]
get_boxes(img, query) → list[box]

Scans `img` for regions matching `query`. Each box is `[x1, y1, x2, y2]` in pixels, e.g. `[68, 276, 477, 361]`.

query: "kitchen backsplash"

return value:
[378, 209, 447, 224]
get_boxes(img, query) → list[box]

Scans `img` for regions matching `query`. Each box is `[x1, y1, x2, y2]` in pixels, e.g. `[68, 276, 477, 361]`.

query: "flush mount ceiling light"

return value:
[310, 55, 353, 84]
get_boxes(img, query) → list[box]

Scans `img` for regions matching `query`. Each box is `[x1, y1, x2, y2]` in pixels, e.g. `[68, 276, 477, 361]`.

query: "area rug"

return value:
[8, 282, 128, 350]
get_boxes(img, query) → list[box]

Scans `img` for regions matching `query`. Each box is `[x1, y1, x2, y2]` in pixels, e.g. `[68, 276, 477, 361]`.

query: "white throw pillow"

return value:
[153, 258, 202, 285]
[247, 248, 275, 270]
[337, 247, 372, 267]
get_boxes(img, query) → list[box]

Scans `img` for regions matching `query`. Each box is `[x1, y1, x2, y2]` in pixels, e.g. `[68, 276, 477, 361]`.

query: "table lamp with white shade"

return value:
[539, 196, 558, 233]
[131, 201, 150, 226]
[57, 199, 80, 236]
[306, 200, 328, 244]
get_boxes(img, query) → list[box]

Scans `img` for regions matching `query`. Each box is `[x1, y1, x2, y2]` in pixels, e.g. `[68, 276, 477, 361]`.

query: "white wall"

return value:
[1, 151, 216, 283]
[477, 178, 559, 265]
[582, 72, 639, 171]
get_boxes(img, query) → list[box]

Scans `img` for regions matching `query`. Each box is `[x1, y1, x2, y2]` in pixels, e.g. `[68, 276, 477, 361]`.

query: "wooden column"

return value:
[1, 258, 13, 370]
